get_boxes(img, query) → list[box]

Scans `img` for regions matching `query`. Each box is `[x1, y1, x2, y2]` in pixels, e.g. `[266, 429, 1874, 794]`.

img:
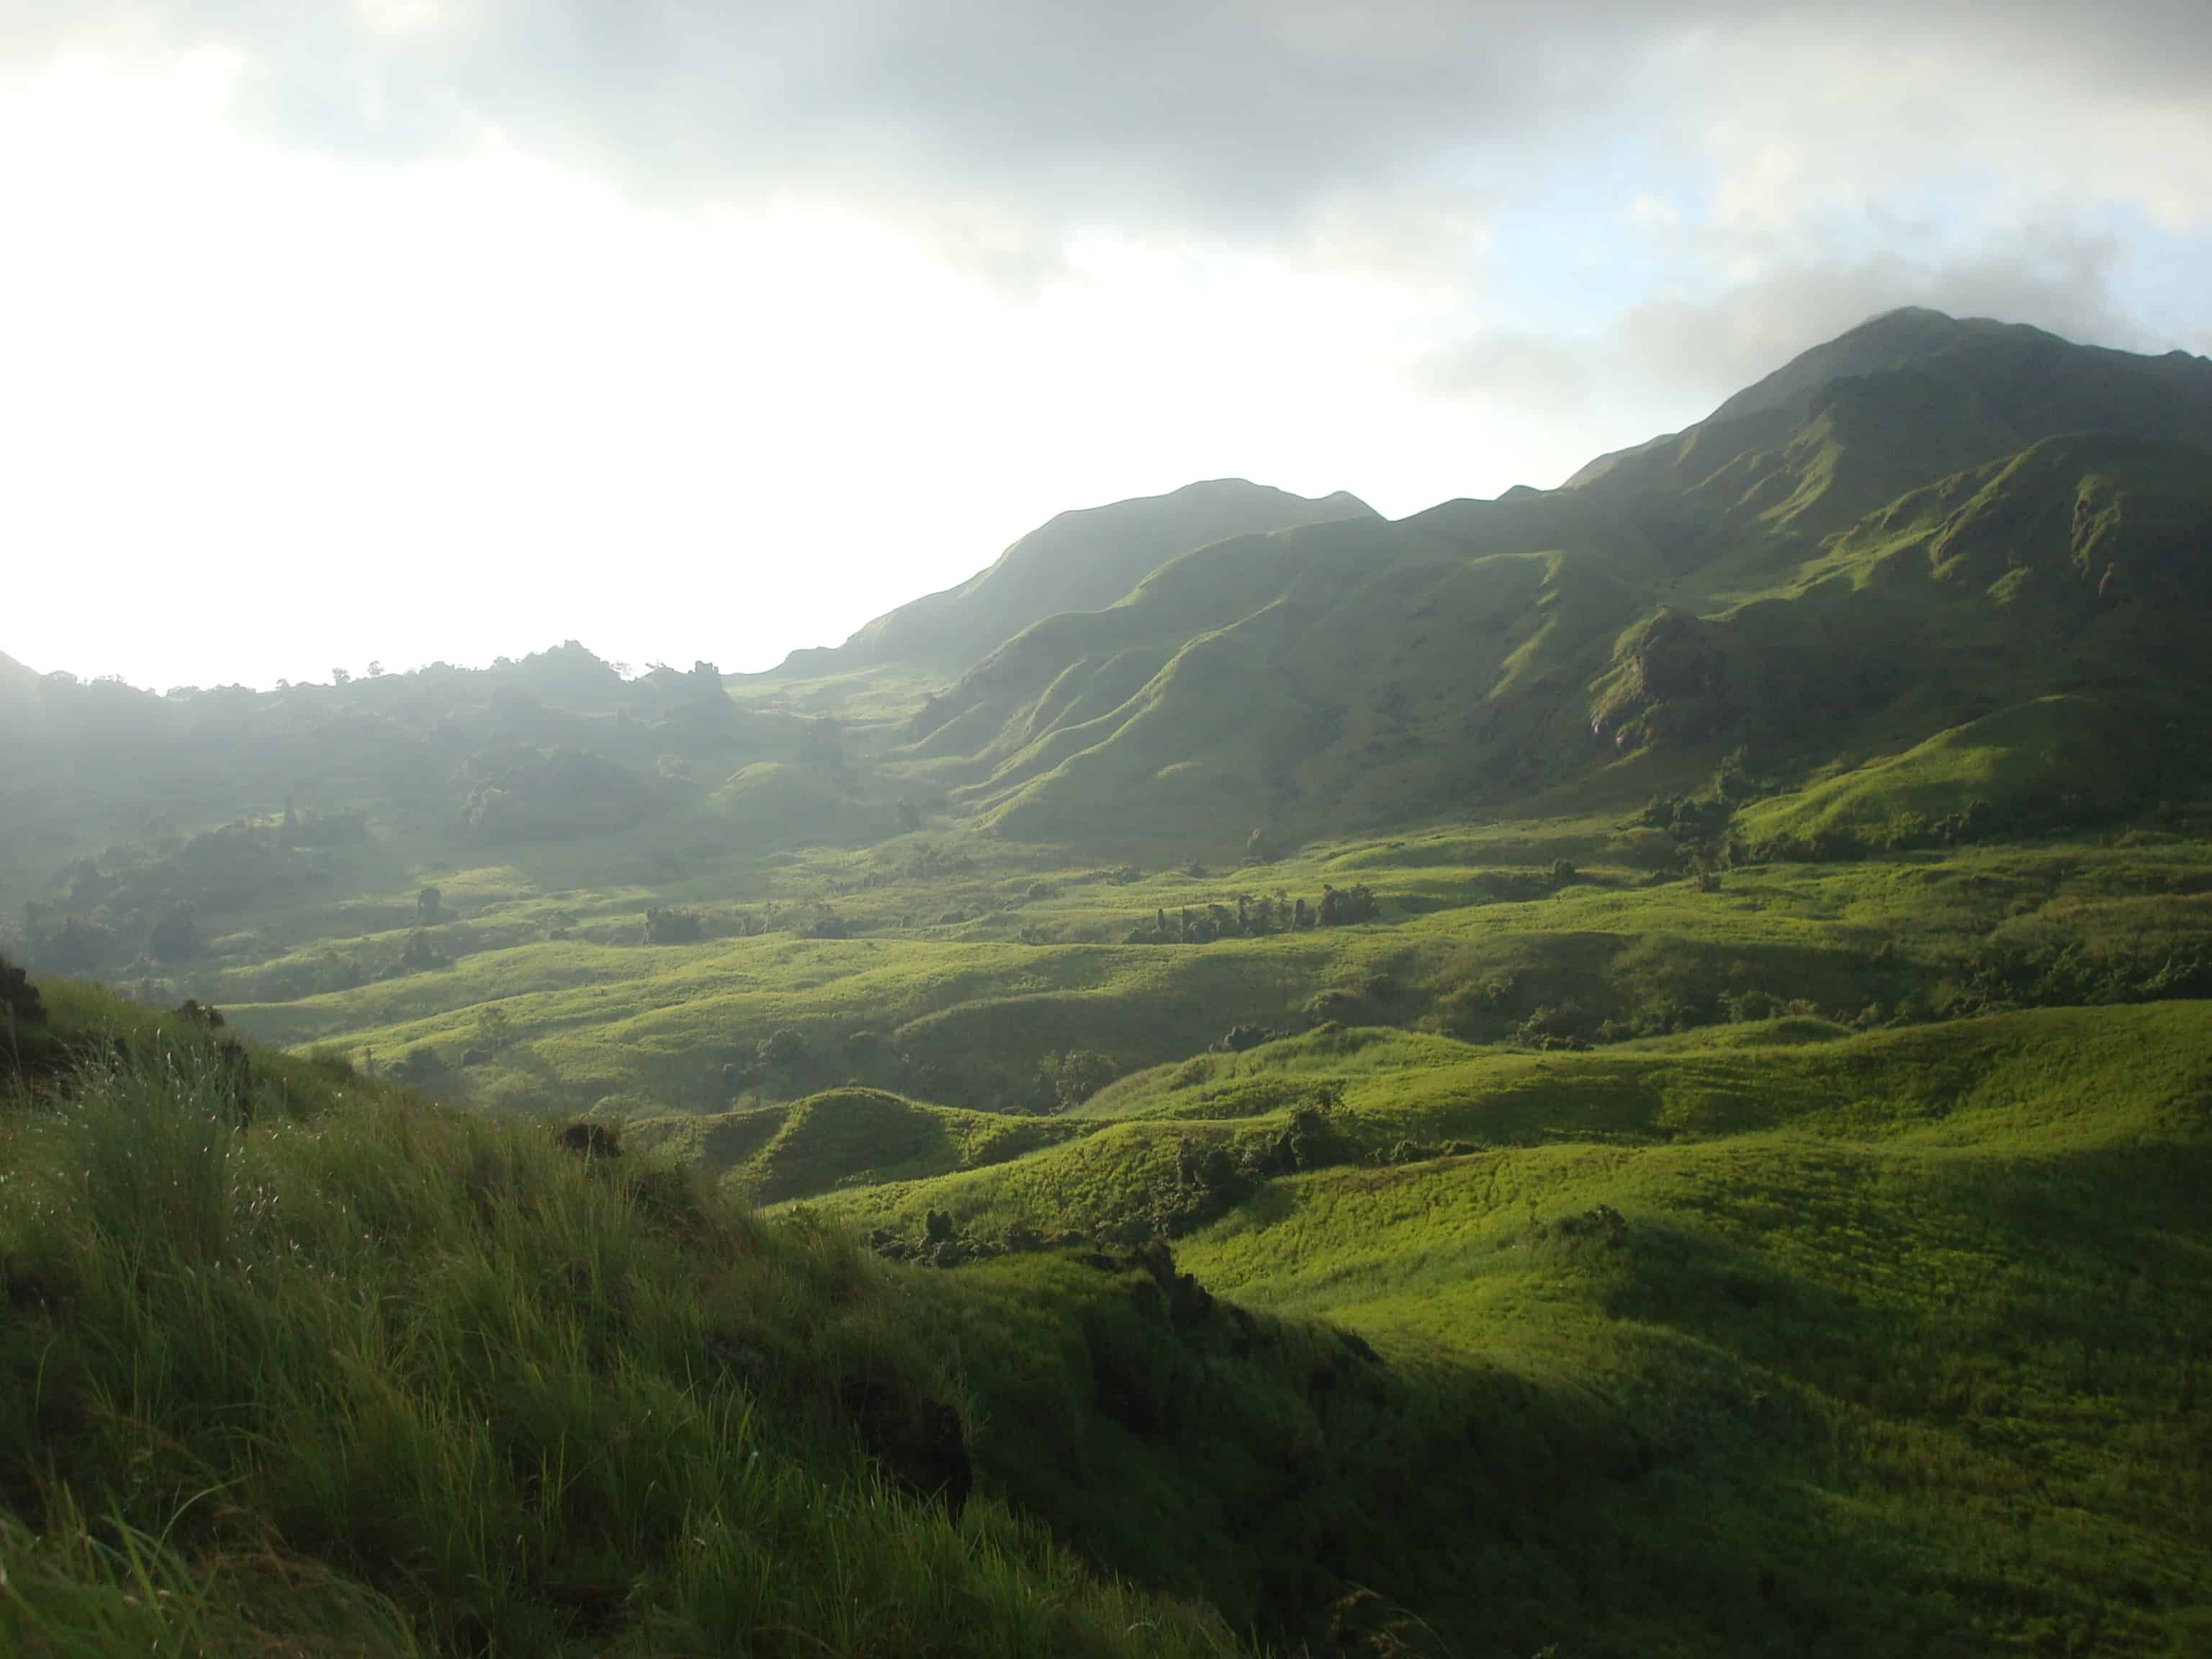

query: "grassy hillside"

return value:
[9, 307, 2212, 1655]
[810, 1005, 2212, 1656]
[0, 973, 1452, 1655]
[19, 937, 2206, 1658]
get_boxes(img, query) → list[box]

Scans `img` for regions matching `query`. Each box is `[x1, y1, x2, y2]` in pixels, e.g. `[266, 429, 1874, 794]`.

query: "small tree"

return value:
[1038, 1049, 1117, 1112]
[148, 902, 199, 963]
[477, 1004, 516, 1053]
[1, 953, 43, 1027]
[644, 907, 705, 945]
[331, 667, 351, 687]
[417, 884, 443, 925]
[757, 1028, 808, 1071]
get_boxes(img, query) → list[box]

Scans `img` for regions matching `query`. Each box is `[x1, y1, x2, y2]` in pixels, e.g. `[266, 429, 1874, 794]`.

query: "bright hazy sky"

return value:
[4, 2, 2208, 690]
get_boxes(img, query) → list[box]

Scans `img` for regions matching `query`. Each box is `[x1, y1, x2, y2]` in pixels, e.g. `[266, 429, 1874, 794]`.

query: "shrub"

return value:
[758, 1028, 809, 1071]
[644, 906, 705, 945]
[0, 955, 42, 1026]
[1037, 1050, 1118, 1112]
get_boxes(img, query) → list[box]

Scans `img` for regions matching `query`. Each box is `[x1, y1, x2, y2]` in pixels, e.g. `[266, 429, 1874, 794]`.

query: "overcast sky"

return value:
[5, 2, 2208, 690]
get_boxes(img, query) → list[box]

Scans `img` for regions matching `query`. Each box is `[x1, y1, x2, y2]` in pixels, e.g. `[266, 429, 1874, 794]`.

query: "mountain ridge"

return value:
[883, 310, 2212, 848]
[762, 477, 1377, 682]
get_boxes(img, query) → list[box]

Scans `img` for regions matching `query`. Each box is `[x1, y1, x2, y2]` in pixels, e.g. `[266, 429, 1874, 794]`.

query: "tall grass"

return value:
[0, 1042, 1238, 1656]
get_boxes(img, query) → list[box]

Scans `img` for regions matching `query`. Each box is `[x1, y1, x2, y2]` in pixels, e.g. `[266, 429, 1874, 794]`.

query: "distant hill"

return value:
[765, 478, 1377, 680]
[9, 308, 2212, 896]
[886, 311, 2212, 848]
[0, 649, 36, 694]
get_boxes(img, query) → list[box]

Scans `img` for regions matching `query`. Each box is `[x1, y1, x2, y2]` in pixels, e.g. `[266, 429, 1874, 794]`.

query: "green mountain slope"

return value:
[881, 315, 2212, 854]
[808, 1003, 2212, 1655]
[766, 477, 1377, 680]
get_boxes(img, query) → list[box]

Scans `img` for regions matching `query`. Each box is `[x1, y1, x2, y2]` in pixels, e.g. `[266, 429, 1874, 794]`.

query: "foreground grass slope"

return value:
[25, 967, 2206, 1655]
[819, 1005, 2212, 1657]
[0, 982, 1256, 1657]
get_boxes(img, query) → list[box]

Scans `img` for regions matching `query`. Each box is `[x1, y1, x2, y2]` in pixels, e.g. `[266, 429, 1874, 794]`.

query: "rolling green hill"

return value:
[9, 307, 2212, 1655]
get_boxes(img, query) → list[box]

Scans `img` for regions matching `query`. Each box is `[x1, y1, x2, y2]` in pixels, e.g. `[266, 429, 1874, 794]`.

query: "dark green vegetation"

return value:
[0, 980, 1249, 1655]
[6, 310, 2212, 1655]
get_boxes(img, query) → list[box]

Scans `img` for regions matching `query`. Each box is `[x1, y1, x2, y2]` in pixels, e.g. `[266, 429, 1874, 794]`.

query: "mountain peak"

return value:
[767, 480, 1376, 680]
[1707, 307, 2046, 425]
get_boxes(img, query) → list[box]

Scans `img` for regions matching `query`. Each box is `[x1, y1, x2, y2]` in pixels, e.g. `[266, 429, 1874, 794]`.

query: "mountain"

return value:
[765, 478, 1377, 680]
[886, 311, 2212, 849]
[8, 309, 2211, 911]
[1566, 309, 2212, 547]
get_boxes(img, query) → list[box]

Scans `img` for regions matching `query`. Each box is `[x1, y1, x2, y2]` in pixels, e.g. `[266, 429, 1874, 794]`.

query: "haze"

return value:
[4, 1, 2207, 691]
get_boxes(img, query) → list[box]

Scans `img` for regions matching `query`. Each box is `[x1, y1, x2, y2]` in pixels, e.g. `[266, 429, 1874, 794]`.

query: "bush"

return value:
[0, 955, 42, 1026]
[1215, 1023, 1274, 1053]
[1037, 1049, 1118, 1112]
[758, 1028, 809, 1071]
[644, 906, 705, 945]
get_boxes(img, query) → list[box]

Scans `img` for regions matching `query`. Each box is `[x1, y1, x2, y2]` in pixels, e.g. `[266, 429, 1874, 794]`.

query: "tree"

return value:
[477, 1004, 516, 1052]
[896, 799, 922, 834]
[1549, 859, 1578, 887]
[1037, 1049, 1117, 1112]
[1316, 884, 1377, 927]
[757, 1028, 808, 1071]
[417, 884, 443, 925]
[331, 667, 351, 687]
[644, 907, 704, 945]
[148, 902, 199, 963]
[367, 661, 385, 678]
[0, 953, 42, 1026]
[42, 916, 116, 976]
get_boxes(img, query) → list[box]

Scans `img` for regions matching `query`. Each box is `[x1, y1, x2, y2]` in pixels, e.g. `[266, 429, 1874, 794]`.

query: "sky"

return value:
[4, 2, 2208, 691]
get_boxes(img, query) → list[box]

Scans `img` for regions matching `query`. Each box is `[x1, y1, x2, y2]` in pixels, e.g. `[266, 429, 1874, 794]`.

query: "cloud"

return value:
[7, 1, 2212, 685]
[22, 2, 2203, 281]
[1416, 231, 2154, 479]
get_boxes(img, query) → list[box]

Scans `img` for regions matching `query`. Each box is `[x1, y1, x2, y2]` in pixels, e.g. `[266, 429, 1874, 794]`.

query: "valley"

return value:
[4, 309, 2211, 1655]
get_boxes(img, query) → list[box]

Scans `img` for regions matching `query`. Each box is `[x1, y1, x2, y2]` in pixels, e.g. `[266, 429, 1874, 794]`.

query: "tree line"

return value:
[1125, 883, 1380, 945]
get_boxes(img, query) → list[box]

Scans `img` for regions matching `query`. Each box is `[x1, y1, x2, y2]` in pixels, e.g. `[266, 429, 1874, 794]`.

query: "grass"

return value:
[11, 305, 2212, 1655]
[817, 1003, 2212, 1656]
[168, 820, 2208, 1142]
[22, 936, 2207, 1655]
[621, 1088, 1089, 1202]
[0, 988, 1253, 1657]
